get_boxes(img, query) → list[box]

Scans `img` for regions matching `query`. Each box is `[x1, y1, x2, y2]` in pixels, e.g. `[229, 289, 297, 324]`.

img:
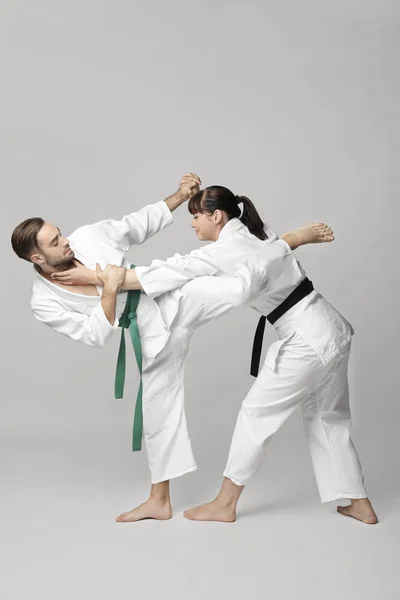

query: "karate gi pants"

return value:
[223, 333, 368, 502]
[141, 274, 254, 484]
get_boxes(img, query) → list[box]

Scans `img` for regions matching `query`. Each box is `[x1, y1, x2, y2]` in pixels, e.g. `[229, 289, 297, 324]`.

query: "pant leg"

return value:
[142, 327, 197, 484]
[224, 334, 326, 486]
[142, 275, 254, 483]
[301, 343, 367, 502]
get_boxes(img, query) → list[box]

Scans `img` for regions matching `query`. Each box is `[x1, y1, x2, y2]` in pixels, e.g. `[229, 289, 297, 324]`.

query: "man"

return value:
[11, 174, 334, 522]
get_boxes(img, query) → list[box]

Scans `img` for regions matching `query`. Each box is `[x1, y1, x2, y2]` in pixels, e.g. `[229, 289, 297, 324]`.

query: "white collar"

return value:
[217, 218, 244, 240]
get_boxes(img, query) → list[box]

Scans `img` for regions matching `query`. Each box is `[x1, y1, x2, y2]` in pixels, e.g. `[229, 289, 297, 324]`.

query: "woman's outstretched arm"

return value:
[50, 222, 334, 290]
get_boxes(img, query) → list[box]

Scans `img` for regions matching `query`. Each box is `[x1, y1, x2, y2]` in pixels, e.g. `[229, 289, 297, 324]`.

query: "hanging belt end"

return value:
[250, 365, 259, 378]
[132, 439, 142, 452]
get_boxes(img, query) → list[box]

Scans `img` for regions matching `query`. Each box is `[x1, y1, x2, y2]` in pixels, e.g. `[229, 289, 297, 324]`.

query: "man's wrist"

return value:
[164, 190, 188, 212]
[103, 282, 119, 294]
[173, 189, 188, 202]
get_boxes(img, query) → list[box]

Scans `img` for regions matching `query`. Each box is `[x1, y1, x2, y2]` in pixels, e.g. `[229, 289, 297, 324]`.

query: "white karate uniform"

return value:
[30, 202, 261, 484]
[136, 218, 367, 502]
[30, 201, 175, 367]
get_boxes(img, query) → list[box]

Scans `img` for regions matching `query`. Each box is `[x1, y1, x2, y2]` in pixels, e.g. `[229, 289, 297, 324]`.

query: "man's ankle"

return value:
[149, 483, 170, 503]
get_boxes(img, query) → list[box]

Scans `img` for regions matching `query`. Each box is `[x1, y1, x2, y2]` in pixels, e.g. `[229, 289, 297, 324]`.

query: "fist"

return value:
[179, 172, 201, 200]
[96, 263, 126, 290]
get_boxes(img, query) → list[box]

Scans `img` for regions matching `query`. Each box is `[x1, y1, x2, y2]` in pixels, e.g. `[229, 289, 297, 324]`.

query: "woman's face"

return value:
[191, 212, 219, 241]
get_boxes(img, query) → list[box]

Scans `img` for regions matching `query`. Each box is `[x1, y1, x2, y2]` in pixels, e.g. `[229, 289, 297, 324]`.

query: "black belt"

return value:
[250, 277, 314, 377]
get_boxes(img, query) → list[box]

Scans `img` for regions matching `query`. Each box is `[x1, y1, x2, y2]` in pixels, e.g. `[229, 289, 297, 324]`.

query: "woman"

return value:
[53, 185, 376, 524]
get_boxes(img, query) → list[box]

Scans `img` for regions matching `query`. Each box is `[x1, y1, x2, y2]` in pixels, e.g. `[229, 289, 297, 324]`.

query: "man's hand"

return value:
[164, 173, 202, 212]
[97, 264, 126, 325]
[96, 264, 127, 291]
[179, 172, 201, 200]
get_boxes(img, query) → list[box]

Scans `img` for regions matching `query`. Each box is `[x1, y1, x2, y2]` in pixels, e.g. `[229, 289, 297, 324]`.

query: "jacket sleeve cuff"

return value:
[157, 200, 174, 227]
[91, 301, 116, 330]
[134, 265, 160, 298]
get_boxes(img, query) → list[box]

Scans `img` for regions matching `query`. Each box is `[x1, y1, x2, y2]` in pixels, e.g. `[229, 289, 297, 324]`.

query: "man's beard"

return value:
[45, 250, 75, 269]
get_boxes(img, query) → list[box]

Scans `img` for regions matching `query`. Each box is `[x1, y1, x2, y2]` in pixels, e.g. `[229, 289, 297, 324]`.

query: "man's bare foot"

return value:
[116, 499, 172, 523]
[184, 500, 236, 523]
[294, 222, 335, 246]
[337, 498, 378, 525]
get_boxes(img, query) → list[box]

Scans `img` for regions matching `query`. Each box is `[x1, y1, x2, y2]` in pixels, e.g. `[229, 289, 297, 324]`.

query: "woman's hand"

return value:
[51, 264, 100, 286]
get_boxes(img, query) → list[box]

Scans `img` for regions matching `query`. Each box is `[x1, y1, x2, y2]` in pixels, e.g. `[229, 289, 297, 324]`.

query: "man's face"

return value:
[32, 222, 75, 268]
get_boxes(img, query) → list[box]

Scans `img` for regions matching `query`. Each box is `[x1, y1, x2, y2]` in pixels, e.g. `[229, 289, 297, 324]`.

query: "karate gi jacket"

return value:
[30, 200, 176, 368]
[135, 218, 354, 367]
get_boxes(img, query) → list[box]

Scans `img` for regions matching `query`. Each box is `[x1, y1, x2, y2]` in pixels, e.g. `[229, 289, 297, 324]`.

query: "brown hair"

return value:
[11, 218, 45, 262]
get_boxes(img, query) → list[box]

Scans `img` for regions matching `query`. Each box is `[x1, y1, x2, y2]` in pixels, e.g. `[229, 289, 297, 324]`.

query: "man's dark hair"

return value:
[11, 218, 45, 262]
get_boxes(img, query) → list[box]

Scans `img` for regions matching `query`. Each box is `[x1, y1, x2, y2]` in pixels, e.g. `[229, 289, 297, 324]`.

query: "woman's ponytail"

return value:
[236, 195, 267, 240]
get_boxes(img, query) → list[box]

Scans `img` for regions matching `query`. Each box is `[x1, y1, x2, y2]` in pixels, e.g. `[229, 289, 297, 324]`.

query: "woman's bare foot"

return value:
[184, 478, 242, 523]
[337, 498, 378, 525]
[184, 500, 236, 523]
[294, 222, 335, 246]
[116, 499, 172, 522]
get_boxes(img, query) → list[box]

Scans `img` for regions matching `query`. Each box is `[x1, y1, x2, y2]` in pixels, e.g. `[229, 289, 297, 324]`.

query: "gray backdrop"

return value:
[1, 1, 399, 599]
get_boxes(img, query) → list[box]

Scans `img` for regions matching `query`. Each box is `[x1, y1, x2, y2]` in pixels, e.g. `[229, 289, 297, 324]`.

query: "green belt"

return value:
[114, 264, 143, 452]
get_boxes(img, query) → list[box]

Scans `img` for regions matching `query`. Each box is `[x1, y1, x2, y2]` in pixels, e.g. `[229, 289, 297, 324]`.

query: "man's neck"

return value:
[35, 259, 82, 279]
